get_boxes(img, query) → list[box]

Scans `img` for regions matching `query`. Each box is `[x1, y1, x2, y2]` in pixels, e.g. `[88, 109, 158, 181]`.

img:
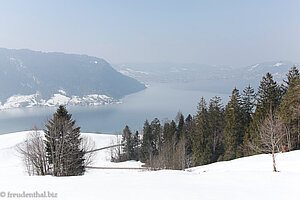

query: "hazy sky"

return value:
[0, 0, 299, 66]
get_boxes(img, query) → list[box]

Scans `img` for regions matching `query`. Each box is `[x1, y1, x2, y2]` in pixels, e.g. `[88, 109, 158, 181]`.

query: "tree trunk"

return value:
[272, 152, 277, 172]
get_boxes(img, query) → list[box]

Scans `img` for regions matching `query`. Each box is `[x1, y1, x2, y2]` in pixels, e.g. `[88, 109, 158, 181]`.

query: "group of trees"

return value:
[18, 66, 299, 175]
[116, 66, 299, 171]
[18, 106, 95, 176]
[111, 125, 140, 162]
[112, 114, 193, 169]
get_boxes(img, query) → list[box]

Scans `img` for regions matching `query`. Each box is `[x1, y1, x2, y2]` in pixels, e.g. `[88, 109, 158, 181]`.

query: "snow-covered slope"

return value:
[243, 61, 299, 82]
[0, 48, 146, 109]
[0, 131, 299, 200]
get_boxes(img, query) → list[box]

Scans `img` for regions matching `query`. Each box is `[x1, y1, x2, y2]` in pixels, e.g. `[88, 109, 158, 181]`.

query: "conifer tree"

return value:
[241, 85, 256, 124]
[185, 114, 193, 125]
[160, 121, 174, 168]
[279, 67, 300, 150]
[224, 88, 245, 160]
[167, 120, 178, 155]
[284, 66, 299, 90]
[132, 131, 140, 160]
[208, 96, 225, 162]
[162, 121, 170, 143]
[150, 118, 162, 156]
[140, 120, 153, 163]
[192, 97, 212, 166]
[176, 113, 184, 141]
[256, 72, 282, 115]
[184, 114, 194, 167]
[249, 72, 283, 151]
[44, 105, 85, 176]
[241, 85, 256, 155]
[121, 125, 134, 160]
[163, 120, 177, 144]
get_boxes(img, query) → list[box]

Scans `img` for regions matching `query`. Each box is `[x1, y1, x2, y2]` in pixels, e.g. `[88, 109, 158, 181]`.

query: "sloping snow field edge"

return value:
[0, 131, 299, 200]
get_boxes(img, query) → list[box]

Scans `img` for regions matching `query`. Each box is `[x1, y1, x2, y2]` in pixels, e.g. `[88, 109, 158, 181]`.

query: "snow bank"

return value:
[0, 131, 299, 200]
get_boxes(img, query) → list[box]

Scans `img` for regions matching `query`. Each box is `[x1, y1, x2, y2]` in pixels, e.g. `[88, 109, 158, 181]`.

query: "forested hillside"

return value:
[115, 66, 299, 170]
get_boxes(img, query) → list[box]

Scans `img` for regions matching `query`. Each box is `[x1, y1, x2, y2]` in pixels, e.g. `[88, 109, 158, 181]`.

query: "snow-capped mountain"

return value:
[0, 90, 119, 110]
[113, 63, 229, 84]
[242, 61, 299, 82]
[114, 61, 299, 89]
[0, 48, 146, 110]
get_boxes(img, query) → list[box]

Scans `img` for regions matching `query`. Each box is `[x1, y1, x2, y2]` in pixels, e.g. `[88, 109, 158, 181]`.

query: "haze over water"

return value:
[0, 83, 230, 134]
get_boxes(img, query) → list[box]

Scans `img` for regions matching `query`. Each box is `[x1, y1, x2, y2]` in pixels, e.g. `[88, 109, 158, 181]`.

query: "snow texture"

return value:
[248, 64, 259, 71]
[0, 91, 118, 110]
[273, 62, 283, 67]
[0, 131, 299, 200]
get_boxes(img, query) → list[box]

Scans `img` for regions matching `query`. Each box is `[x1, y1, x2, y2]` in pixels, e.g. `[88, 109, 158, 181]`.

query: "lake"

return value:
[0, 82, 231, 134]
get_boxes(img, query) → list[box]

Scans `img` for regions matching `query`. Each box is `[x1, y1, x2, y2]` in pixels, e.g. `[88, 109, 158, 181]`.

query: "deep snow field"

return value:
[0, 131, 299, 200]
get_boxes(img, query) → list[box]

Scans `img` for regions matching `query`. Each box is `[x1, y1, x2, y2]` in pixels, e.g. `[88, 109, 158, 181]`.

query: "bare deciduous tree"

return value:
[150, 136, 186, 170]
[110, 133, 122, 162]
[80, 135, 96, 167]
[249, 111, 289, 172]
[17, 127, 48, 176]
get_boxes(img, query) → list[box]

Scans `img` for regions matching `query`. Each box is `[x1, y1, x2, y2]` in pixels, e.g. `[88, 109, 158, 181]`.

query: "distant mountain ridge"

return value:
[242, 61, 298, 82]
[114, 61, 299, 85]
[114, 61, 299, 92]
[0, 48, 146, 109]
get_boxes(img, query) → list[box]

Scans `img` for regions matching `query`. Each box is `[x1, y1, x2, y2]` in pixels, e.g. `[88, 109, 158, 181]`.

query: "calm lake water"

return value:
[0, 82, 230, 134]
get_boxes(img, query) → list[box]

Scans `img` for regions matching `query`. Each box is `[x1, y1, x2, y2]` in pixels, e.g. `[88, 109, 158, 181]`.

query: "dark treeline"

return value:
[113, 66, 299, 170]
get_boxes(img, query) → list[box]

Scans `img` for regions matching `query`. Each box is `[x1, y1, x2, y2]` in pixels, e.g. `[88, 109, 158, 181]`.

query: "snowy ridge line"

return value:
[0, 90, 120, 110]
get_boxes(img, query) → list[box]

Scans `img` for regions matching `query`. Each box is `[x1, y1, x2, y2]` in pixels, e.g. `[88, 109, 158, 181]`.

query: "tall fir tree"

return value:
[241, 85, 256, 125]
[44, 105, 85, 176]
[132, 131, 140, 160]
[140, 120, 153, 163]
[283, 66, 300, 90]
[241, 85, 256, 156]
[121, 125, 134, 160]
[177, 113, 185, 142]
[224, 88, 245, 160]
[249, 72, 283, 151]
[192, 97, 212, 166]
[150, 118, 162, 156]
[162, 121, 170, 143]
[256, 72, 283, 114]
[160, 120, 176, 168]
[184, 114, 194, 167]
[208, 96, 225, 162]
[279, 67, 300, 150]
[163, 120, 177, 144]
